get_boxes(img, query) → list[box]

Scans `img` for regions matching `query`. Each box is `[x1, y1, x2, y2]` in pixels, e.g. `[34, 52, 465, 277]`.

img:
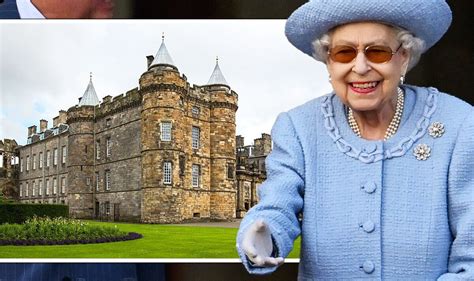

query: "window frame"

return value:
[163, 161, 172, 185]
[62, 146, 67, 164]
[192, 126, 200, 149]
[192, 164, 200, 188]
[53, 148, 58, 166]
[160, 121, 172, 142]
[105, 170, 111, 191]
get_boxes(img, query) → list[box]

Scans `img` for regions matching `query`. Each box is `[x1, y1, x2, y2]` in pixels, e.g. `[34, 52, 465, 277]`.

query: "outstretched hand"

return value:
[241, 219, 285, 267]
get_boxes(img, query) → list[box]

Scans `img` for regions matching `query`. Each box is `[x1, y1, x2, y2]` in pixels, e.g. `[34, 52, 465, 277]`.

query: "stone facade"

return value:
[13, 41, 248, 223]
[0, 139, 20, 200]
[235, 134, 272, 218]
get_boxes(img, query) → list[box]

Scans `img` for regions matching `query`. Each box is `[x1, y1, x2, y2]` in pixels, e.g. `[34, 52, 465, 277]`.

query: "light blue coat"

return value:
[236, 85, 474, 280]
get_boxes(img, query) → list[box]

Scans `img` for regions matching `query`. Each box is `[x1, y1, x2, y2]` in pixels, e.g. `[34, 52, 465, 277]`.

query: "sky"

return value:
[0, 20, 332, 146]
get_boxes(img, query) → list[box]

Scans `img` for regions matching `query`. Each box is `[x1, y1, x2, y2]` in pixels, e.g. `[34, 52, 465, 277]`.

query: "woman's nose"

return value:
[352, 52, 371, 74]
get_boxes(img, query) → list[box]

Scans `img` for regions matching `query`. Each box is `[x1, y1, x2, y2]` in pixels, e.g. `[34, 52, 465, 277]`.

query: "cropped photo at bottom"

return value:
[0, 263, 300, 281]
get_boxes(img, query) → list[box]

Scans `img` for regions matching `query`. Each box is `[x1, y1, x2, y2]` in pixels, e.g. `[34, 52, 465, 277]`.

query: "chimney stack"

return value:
[146, 55, 154, 69]
[28, 125, 37, 137]
[236, 135, 245, 148]
[53, 110, 68, 127]
[40, 119, 48, 132]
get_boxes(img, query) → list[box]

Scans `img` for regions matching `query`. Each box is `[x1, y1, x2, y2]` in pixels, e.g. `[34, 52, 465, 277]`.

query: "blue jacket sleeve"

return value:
[236, 112, 305, 275]
[438, 109, 474, 280]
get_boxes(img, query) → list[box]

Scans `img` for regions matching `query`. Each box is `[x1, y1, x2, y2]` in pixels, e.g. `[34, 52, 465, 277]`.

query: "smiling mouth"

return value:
[349, 81, 380, 94]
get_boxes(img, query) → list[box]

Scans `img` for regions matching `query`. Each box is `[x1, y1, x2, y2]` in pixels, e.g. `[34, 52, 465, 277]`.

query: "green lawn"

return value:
[0, 220, 301, 258]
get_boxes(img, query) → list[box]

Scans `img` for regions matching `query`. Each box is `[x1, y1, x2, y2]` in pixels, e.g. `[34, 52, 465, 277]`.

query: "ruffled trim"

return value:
[321, 87, 438, 164]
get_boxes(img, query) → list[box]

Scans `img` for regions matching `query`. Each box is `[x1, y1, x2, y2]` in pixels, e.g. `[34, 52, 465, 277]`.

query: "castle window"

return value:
[86, 177, 91, 186]
[192, 164, 200, 188]
[160, 121, 172, 141]
[39, 152, 43, 168]
[25, 182, 29, 197]
[106, 118, 111, 127]
[192, 126, 200, 149]
[105, 201, 111, 216]
[95, 172, 100, 191]
[46, 150, 51, 167]
[33, 154, 36, 170]
[61, 177, 66, 194]
[192, 106, 200, 118]
[62, 146, 67, 164]
[26, 155, 30, 171]
[19, 183, 22, 197]
[105, 170, 111, 191]
[53, 178, 57, 195]
[46, 179, 50, 195]
[96, 140, 101, 160]
[163, 161, 172, 184]
[20, 158, 23, 172]
[227, 163, 235, 179]
[39, 180, 43, 196]
[106, 137, 111, 158]
[32, 181, 36, 196]
[53, 148, 58, 166]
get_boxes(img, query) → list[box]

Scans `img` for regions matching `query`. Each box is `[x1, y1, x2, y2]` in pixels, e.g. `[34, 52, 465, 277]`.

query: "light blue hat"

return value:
[285, 0, 452, 57]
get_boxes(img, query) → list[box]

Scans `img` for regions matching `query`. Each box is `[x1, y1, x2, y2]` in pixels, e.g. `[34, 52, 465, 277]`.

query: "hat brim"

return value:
[285, 0, 452, 57]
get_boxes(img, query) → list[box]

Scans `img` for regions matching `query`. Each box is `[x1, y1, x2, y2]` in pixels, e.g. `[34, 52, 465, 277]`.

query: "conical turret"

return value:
[78, 73, 100, 106]
[207, 57, 228, 87]
[149, 34, 177, 71]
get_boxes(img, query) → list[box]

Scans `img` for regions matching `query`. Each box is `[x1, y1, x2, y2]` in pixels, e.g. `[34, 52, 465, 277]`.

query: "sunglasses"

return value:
[328, 44, 402, 64]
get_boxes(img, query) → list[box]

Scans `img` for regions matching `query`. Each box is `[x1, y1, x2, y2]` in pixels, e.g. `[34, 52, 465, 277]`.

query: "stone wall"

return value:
[18, 128, 69, 204]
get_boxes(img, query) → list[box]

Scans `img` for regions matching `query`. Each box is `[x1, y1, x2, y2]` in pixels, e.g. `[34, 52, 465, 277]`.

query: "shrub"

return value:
[0, 203, 68, 224]
[0, 216, 136, 245]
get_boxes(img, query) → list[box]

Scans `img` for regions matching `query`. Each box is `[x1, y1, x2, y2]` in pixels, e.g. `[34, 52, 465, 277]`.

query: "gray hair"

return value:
[311, 25, 426, 71]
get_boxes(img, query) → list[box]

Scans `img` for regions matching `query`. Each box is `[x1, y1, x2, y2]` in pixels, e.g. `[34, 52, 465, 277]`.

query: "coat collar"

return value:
[320, 85, 438, 163]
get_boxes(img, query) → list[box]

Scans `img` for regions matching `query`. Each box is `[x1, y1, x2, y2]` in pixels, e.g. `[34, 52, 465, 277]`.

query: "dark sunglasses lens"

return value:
[365, 46, 393, 63]
[330, 46, 357, 63]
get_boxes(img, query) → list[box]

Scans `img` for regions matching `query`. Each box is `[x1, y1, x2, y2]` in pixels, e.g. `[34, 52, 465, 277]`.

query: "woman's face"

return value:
[326, 22, 409, 112]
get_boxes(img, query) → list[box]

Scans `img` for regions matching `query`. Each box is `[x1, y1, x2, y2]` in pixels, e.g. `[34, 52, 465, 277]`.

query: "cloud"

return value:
[0, 20, 330, 145]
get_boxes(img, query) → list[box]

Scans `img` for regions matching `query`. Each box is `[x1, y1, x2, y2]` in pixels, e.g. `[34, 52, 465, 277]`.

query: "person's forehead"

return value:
[330, 22, 397, 44]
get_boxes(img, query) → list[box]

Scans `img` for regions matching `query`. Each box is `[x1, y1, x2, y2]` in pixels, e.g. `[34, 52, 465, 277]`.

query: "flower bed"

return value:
[0, 216, 142, 246]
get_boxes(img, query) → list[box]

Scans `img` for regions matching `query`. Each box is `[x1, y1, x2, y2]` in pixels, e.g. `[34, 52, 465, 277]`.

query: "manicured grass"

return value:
[0, 220, 301, 258]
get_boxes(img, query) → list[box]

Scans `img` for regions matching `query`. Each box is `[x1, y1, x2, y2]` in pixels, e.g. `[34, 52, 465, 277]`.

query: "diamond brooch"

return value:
[429, 122, 445, 138]
[413, 144, 431, 160]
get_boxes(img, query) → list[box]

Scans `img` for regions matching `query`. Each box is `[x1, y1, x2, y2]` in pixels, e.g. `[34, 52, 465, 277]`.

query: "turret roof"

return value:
[207, 57, 228, 86]
[149, 35, 176, 69]
[78, 73, 100, 106]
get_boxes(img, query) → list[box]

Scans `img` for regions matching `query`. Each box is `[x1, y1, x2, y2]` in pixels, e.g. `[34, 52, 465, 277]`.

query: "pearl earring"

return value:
[400, 75, 405, 85]
[328, 75, 332, 82]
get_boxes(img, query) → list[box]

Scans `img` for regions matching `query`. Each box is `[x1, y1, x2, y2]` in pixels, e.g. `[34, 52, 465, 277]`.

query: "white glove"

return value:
[241, 219, 285, 267]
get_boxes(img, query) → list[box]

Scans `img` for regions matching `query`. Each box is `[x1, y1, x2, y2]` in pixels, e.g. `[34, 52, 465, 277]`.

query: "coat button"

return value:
[362, 260, 375, 273]
[362, 220, 375, 233]
[361, 182, 377, 193]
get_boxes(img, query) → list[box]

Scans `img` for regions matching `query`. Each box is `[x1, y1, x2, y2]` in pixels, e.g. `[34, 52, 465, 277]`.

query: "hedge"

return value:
[0, 203, 69, 224]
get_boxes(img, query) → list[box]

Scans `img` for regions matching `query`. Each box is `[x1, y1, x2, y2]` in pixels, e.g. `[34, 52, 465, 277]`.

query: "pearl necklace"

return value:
[347, 87, 404, 141]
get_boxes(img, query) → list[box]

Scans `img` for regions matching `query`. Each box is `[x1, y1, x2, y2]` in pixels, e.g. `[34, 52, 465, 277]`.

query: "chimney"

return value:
[261, 133, 272, 155]
[236, 135, 244, 148]
[53, 116, 59, 127]
[58, 110, 67, 124]
[40, 119, 48, 132]
[146, 55, 154, 69]
[28, 125, 37, 137]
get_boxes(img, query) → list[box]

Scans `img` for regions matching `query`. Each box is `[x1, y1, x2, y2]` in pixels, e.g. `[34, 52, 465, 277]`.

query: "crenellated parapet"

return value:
[95, 88, 141, 120]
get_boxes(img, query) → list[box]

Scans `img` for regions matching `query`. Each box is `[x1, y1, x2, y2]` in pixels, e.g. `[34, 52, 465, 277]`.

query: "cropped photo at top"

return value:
[236, 0, 474, 280]
[0, 0, 115, 19]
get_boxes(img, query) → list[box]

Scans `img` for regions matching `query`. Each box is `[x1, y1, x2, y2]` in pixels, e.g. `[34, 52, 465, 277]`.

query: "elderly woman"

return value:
[236, 0, 473, 279]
